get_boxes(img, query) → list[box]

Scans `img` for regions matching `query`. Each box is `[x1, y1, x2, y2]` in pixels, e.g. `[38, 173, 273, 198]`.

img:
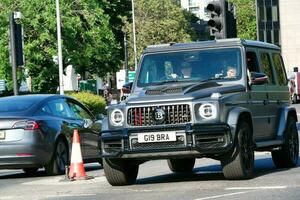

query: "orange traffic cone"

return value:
[68, 129, 87, 180]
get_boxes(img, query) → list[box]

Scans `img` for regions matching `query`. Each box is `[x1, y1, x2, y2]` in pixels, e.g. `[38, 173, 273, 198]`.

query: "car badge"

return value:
[153, 108, 166, 124]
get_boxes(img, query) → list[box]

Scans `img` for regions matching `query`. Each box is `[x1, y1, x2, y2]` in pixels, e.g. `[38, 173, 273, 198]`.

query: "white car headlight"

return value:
[110, 109, 124, 126]
[199, 103, 217, 120]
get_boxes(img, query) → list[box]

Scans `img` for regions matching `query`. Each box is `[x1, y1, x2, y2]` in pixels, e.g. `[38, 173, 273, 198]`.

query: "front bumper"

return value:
[101, 123, 233, 159]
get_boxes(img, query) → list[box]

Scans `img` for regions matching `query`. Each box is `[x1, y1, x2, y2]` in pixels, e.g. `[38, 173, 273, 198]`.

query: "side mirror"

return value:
[250, 72, 269, 85]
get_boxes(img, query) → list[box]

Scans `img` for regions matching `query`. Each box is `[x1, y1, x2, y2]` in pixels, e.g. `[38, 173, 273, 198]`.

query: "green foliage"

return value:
[68, 92, 106, 116]
[126, 0, 195, 67]
[0, 0, 121, 93]
[230, 0, 257, 40]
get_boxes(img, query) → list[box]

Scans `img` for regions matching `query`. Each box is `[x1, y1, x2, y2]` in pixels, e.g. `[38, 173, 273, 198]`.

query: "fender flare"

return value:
[101, 117, 109, 132]
[276, 106, 297, 138]
[226, 107, 253, 142]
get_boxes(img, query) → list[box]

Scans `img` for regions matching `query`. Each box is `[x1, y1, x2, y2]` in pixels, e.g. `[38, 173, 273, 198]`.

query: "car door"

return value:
[271, 52, 290, 138]
[67, 99, 101, 160]
[258, 51, 278, 139]
[41, 98, 85, 151]
[246, 50, 270, 141]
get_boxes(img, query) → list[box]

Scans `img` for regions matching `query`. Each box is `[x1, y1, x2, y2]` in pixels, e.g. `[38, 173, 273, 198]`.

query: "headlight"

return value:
[110, 109, 124, 126]
[198, 103, 217, 120]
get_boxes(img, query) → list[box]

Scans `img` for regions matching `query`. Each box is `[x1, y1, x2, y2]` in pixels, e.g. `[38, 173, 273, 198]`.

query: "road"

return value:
[0, 105, 300, 200]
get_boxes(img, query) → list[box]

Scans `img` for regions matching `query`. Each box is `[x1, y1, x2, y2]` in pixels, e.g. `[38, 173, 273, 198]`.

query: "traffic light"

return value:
[206, 0, 226, 39]
[206, 0, 237, 39]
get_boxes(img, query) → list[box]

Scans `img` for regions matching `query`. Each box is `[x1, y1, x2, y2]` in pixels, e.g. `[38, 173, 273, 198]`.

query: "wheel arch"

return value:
[227, 107, 253, 143]
[276, 107, 298, 138]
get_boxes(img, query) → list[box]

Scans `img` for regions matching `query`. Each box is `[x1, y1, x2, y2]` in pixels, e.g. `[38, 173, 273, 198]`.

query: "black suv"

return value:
[101, 39, 299, 186]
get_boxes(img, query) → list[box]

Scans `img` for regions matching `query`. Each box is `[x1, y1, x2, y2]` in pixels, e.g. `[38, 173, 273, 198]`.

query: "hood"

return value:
[126, 82, 246, 104]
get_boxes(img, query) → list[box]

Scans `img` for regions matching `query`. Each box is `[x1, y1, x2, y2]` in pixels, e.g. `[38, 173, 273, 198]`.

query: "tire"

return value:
[45, 139, 69, 176]
[272, 117, 299, 168]
[221, 121, 254, 180]
[103, 158, 139, 186]
[167, 158, 195, 173]
[23, 168, 39, 175]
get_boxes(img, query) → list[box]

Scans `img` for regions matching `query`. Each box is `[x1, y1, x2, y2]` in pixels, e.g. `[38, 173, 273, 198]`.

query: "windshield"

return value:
[137, 48, 242, 87]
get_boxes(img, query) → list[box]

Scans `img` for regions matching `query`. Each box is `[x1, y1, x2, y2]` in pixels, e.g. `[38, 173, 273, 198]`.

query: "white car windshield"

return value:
[137, 48, 242, 87]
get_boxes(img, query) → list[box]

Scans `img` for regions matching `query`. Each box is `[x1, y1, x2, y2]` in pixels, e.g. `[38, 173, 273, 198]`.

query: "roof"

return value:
[143, 38, 280, 54]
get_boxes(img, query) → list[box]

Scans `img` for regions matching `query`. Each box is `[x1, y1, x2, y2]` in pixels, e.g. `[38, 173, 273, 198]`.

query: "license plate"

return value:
[0, 131, 5, 140]
[138, 131, 176, 143]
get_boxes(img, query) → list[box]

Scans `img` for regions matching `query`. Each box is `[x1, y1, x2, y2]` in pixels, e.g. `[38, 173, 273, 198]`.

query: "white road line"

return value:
[193, 191, 251, 200]
[194, 186, 288, 200]
[225, 186, 287, 190]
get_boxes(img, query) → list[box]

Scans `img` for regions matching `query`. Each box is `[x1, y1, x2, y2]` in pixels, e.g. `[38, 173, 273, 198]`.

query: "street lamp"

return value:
[131, 0, 138, 71]
[56, 0, 64, 95]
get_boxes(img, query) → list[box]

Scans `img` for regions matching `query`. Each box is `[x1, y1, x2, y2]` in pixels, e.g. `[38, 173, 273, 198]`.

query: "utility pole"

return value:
[131, 0, 138, 71]
[56, 0, 64, 95]
[9, 12, 23, 96]
[124, 32, 129, 83]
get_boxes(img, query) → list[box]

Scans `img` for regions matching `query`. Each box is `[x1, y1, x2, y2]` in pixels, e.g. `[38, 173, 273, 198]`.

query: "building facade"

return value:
[257, 0, 300, 73]
[279, 0, 300, 73]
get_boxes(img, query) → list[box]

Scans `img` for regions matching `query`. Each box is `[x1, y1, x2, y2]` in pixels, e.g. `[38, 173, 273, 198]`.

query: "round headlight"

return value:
[199, 103, 217, 120]
[110, 109, 124, 126]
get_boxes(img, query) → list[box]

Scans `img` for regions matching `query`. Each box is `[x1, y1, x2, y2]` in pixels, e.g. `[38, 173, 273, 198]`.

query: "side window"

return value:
[68, 101, 92, 120]
[260, 52, 275, 84]
[246, 51, 259, 72]
[47, 99, 74, 118]
[272, 53, 287, 85]
[36, 104, 52, 115]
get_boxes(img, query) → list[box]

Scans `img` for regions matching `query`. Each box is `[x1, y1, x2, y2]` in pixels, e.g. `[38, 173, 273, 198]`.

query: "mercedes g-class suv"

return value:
[101, 39, 299, 186]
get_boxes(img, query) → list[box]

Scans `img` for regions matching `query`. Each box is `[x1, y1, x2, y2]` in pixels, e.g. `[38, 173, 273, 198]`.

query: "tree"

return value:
[230, 0, 257, 40]
[0, 0, 120, 93]
[125, 0, 195, 67]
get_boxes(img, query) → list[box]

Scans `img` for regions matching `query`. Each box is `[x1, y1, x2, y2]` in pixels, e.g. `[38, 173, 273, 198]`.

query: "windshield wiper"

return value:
[199, 77, 225, 83]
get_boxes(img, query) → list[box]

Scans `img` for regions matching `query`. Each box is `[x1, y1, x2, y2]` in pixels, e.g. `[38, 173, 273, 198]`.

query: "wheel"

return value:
[45, 139, 69, 175]
[23, 168, 39, 175]
[272, 116, 299, 168]
[103, 158, 139, 186]
[221, 121, 254, 179]
[167, 158, 195, 173]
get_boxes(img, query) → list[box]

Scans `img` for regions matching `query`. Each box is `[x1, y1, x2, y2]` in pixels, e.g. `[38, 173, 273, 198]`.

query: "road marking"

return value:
[113, 188, 153, 192]
[193, 191, 251, 200]
[225, 186, 287, 190]
[22, 176, 106, 185]
[193, 186, 288, 200]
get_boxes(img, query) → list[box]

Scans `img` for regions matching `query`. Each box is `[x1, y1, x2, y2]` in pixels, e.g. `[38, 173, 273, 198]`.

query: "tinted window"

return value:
[46, 99, 74, 118]
[272, 53, 287, 85]
[260, 52, 275, 84]
[246, 51, 259, 72]
[68, 101, 92, 120]
[0, 99, 36, 112]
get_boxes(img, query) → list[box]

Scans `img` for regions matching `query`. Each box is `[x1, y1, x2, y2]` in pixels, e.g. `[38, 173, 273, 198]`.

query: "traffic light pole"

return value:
[9, 12, 18, 96]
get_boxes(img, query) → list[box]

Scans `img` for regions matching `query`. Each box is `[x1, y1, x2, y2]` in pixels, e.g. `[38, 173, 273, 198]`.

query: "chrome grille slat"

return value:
[128, 104, 191, 126]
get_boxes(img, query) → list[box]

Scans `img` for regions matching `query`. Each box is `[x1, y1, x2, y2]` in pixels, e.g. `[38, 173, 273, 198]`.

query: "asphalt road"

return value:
[0, 105, 300, 200]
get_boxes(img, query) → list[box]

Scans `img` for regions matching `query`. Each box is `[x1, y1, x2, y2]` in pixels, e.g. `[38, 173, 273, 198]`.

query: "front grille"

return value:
[130, 135, 186, 150]
[127, 104, 191, 126]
